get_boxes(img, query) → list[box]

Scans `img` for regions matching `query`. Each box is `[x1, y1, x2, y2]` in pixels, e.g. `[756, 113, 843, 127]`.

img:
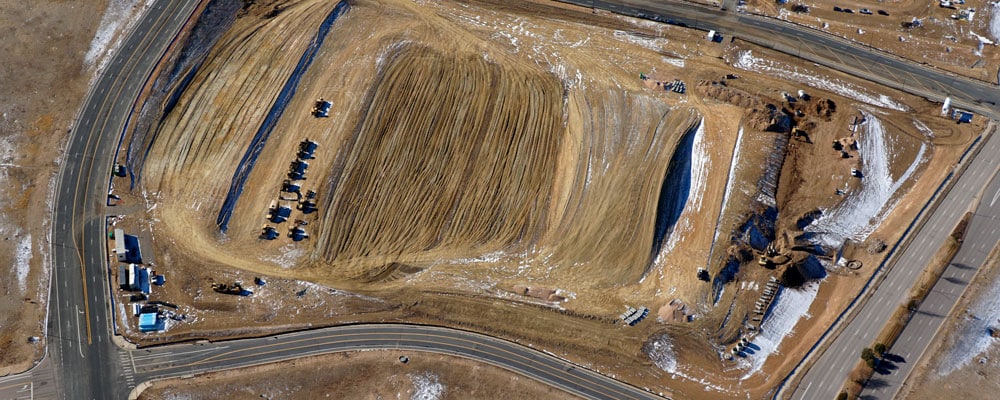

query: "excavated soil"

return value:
[107, 0, 984, 398]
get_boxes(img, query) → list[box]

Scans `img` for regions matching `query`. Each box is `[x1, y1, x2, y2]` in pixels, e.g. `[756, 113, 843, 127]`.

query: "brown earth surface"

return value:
[0, 0, 989, 399]
[105, 0, 988, 398]
[0, 0, 114, 376]
[136, 350, 579, 400]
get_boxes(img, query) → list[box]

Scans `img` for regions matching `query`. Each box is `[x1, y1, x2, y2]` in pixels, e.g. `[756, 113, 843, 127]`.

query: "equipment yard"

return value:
[1, 0, 997, 399]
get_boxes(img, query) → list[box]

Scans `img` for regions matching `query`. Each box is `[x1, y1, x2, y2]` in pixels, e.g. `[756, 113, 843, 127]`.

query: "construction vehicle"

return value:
[212, 282, 253, 296]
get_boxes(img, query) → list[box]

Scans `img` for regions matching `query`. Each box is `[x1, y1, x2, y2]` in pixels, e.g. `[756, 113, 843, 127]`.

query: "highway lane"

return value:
[47, 0, 201, 398]
[790, 126, 1000, 400]
[564, 0, 1000, 118]
[861, 161, 1000, 399]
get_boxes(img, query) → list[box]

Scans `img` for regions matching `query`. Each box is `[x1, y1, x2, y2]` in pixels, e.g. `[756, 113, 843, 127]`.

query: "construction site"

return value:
[88, 0, 988, 397]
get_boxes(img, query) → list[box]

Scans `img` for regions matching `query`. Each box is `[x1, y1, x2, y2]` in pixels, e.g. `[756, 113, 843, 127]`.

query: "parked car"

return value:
[833, 6, 843, 11]
[877, 9, 890, 15]
[843, 8, 854, 13]
[860, 8, 872, 14]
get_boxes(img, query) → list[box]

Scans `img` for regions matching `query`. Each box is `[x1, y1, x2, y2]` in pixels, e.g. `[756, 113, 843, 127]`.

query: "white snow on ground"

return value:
[732, 50, 909, 112]
[662, 56, 685, 67]
[409, 372, 445, 400]
[991, 2, 1000, 42]
[15, 233, 31, 292]
[970, 31, 995, 46]
[714, 126, 745, 246]
[260, 244, 306, 268]
[912, 118, 935, 138]
[647, 333, 678, 373]
[806, 113, 927, 248]
[658, 119, 709, 258]
[84, 0, 155, 74]
[738, 282, 820, 379]
[646, 331, 733, 393]
[937, 274, 1000, 376]
[613, 30, 669, 51]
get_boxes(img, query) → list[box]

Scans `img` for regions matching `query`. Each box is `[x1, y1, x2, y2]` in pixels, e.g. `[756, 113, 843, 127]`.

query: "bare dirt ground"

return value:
[0, 0, 115, 376]
[901, 244, 1000, 400]
[0, 0, 978, 399]
[102, 0, 989, 398]
[734, 0, 1000, 82]
[136, 350, 578, 400]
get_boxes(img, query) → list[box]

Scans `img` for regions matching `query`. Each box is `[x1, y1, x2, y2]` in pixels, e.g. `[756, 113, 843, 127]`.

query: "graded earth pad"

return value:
[110, 0, 983, 398]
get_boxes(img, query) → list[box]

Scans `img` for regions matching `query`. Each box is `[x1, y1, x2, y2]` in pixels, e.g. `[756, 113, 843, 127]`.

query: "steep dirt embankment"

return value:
[544, 91, 698, 285]
[140, 0, 339, 230]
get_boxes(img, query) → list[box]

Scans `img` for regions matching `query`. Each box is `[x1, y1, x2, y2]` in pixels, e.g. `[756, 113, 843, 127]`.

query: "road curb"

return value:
[774, 122, 997, 398]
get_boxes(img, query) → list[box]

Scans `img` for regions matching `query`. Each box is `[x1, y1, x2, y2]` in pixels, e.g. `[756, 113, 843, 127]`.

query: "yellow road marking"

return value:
[70, 0, 187, 345]
[142, 330, 644, 399]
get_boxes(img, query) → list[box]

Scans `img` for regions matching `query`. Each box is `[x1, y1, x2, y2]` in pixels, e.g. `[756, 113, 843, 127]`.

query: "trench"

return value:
[216, 0, 351, 232]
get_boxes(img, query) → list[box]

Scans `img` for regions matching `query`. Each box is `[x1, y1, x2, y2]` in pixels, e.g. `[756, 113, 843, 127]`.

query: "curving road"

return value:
[127, 324, 658, 400]
[6, 0, 1000, 399]
[46, 0, 202, 399]
[563, 0, 1000, 118]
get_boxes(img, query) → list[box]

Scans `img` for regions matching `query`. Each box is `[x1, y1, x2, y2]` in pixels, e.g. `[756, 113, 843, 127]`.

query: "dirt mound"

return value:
[696, 80, 763, 109]
[316, 45, 563, 269]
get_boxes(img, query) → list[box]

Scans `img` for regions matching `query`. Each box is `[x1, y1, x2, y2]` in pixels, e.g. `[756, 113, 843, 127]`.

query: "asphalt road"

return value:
[563, 0, 1000, 118]
[790, 127, 1000, 400]
[8, 0, 1000, 399]
[126, 324, 660, 400]
[45, 0, 201, 398]
[860, 154, 1000, 399]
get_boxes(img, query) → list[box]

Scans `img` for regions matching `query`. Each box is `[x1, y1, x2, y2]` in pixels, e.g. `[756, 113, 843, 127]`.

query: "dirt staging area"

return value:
[107, 0, 986, 398]
[137, 350, 578, 399]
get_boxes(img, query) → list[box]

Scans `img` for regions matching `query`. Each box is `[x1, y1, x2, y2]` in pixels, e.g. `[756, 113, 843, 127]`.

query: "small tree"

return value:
[865, 356, 878, 369]
[837, 391, 849, 400]
[861, 347, 875, 362]
[874, 343, 887, 358]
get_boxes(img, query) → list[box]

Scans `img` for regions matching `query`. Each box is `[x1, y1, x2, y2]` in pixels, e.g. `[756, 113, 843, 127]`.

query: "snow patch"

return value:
[990, 2, 1000, 42]
[409, 372, 445, 400]
[613, 30, 669, 51]
[937, 273, 1000, 375]
[15, 233, 31, 292]
[260, 244, 306, 268]
[646, 333, 678, 373]
[738, 282, 820, 379]
[84, 0, 155, 74]
[912, 118, 935, 138]
[806, 113, 927, 247]
[658, 118, 709, 258]
[732, 50, 909, 111]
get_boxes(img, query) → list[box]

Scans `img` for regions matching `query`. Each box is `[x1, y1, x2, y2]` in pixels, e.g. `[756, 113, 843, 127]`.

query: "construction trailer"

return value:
[114, 229, 143, 264]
